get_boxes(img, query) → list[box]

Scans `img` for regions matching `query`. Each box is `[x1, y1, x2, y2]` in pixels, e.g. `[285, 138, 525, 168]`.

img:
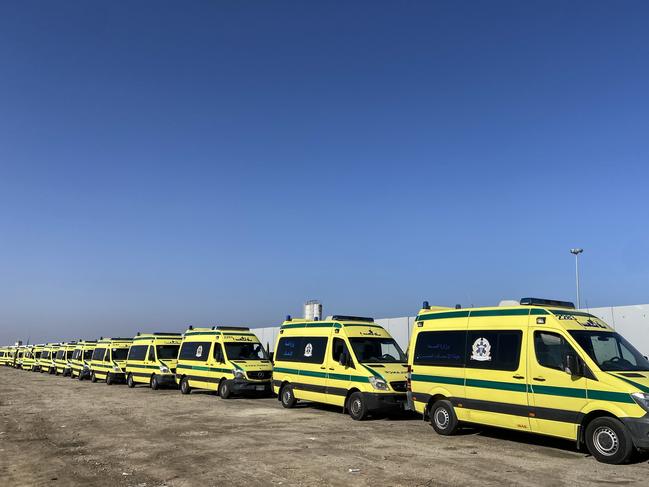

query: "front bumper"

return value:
[230, 379, 272, 395]
[622, 416, 649, 449]
[156, 374, 178, 386]
[107, 372, 126, 382]
[363, 392, 407, 413]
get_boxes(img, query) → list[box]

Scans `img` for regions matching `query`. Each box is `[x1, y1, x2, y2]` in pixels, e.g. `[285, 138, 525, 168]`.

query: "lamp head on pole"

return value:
[570, 248, 583, 256]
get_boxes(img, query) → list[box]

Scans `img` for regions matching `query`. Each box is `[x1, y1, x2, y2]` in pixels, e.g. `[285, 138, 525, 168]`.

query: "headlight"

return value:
[159, 365, 170, 373]
[368, 376, 388, 391]
[233, 369, 245, 379]
[112, 365, 121, 371]
[631, 392, 649, 412]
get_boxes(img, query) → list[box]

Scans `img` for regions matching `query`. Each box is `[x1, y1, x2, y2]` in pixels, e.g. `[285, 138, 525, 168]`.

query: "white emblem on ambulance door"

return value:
[470, 337, 491, 361]
[304, 343, 313, 357]
[196, 345, 203, 358]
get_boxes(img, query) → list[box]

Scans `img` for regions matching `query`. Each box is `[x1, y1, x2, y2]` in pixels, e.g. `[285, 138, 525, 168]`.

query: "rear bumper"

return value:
[230, 379, 272, 395]
[363, 392, 407, 413]
[622, 416, 649, 449]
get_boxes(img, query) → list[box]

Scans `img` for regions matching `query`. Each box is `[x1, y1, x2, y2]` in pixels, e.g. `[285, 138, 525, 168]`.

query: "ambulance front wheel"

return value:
[218, 379, 231, 399]
[106, 373, 114, 385]
[127, 373, 135, 388]
[180, 376, 192, 395]
[150, 375, 160, 390]
[585, 417, 634, 464]
[280, 384, 297, 408]
[347, 392, 368, 421]
[430, 400, 459, 435]
[91, 372, 97, 383]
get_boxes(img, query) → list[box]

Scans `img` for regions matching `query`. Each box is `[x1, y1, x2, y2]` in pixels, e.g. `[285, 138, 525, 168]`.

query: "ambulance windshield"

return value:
[570, 331, 649, 371]
[225, 342, 269, 361]
[348, 338, 406, 363]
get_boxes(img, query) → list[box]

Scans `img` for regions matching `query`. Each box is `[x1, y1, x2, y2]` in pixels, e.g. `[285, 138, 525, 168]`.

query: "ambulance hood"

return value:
[607, 372, 649, 394]
[230, 360, 273, 372]
[362, 362, 408, 381]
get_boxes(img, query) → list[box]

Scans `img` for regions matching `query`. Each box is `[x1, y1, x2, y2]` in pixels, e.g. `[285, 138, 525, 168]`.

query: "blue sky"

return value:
[1, 1, 648, 344]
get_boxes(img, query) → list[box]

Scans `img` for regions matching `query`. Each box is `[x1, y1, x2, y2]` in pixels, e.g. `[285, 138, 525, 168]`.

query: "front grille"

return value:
[246, 370, 272, 380]
[390, 381, 407, 392]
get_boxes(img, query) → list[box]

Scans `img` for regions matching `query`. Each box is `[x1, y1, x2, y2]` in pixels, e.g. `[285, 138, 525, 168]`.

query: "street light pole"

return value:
[570, 248, 584, 309]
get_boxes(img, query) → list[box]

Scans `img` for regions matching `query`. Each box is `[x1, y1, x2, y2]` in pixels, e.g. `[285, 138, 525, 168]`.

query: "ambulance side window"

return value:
[534, 331, 576, 371]
[332, 338, 350, 363]
[466, 331, 523, 371]
[213, 343, 224, 362]
[147, 346, 156, 361]
[128, 345, 148, 361]
[179, 341, 211, 362]
[413, 331, 467, 366]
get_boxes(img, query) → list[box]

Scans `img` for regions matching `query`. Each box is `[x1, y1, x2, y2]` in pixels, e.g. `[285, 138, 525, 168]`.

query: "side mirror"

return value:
[563, 353, 581, 377]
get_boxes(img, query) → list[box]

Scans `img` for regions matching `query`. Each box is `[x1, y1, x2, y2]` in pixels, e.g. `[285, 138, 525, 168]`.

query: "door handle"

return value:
[512, 374, 524, 379]
[533, 377, 546, 382]
[328, 368, 334, 370]
[320, 366, 326, 369]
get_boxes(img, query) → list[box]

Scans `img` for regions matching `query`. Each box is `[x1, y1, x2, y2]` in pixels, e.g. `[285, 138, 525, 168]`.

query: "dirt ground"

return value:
[1, 367, 648, 487]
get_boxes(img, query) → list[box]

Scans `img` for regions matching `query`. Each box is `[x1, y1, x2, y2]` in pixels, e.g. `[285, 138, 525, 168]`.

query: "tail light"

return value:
[406, 364, 412, 392]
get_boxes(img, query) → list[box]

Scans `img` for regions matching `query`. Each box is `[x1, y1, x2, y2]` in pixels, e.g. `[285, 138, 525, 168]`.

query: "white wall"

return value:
[588, 304, 649, 356]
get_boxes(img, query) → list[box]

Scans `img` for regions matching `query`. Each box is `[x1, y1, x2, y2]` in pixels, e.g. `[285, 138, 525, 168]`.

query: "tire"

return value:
[347, 392, 368, 421]
[280, 384, 297, 408]
[150, 375, 159, 391]
[91, 372, 97, 383]
[127, 373, 135, 388]
[78, 371, 84, 381]
[430, 400, 459, 435]
[218, 379, 231, 399]
[180, 376, 191, 395]
[106, 373, 114, 385]
[585, 417, 635, 464]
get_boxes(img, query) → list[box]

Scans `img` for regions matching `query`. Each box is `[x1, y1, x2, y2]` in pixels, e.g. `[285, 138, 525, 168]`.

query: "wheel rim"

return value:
[283, 390, 291, 404]
[434, 407, 450, 429]
[182, 379, 188, 392]
[593, 426, 619, 456]
[221, 383, 227, 395]
[351, 398, 362, 415]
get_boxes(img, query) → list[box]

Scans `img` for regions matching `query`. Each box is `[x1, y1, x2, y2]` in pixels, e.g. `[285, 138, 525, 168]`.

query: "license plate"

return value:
[255, 386, 265, 391]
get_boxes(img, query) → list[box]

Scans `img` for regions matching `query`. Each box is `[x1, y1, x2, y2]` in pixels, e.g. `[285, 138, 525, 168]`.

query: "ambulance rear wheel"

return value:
[585, 417, 634, 464]
[218, 379, 231, 399]
[430, 400, 459, 435]
[127, 373, 135, 388]
[91, 372, 97, 383]
[280, 384, 297, 408]
[347, 392, 368, 421]
[150, 375, 160, 390]
[180, 377, 191, 395]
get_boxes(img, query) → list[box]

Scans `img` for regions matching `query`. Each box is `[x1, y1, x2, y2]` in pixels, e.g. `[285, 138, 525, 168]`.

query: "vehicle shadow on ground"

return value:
[447, 424, 649, 465]
[298, 401, 420, 421]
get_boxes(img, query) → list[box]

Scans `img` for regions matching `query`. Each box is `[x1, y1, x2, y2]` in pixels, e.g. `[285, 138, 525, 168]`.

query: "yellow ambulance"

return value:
[0, 347, 8, 366]
[272, 315, 408, 420]
[175, 326, 272, 398]
[125, 332, 181, 389]
[407, 297, 649, 464]
[54, 342, 77, 376]
[15, 346, 26, 369]
[40, 344, 59, 374]
[70, 340, 97, 380]
[89, 337, 132, 384]
[21, 346, 37, 371]
[22, 345, 45, 372]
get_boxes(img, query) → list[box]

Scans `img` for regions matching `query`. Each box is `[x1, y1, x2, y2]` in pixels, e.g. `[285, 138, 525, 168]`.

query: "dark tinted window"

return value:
[92, 348, 106, 361]
[128, 345, 148, 361]
[570, 331, 649, 372]
[534, 331, 575, 371]
[179, 341, 211, 361]
[466, 331, 522, 371]
[42, 351, 50, 359]
[83, 350, 93, 360]
[332, 337, 350, 363]
[413, 331, 466, 366]
[147, 346, 156, 361]
[156, 345, 180, 360]
[276, 337, 328, 364]
[111, 348, 129, 361]
[56, 350, 65, 359]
